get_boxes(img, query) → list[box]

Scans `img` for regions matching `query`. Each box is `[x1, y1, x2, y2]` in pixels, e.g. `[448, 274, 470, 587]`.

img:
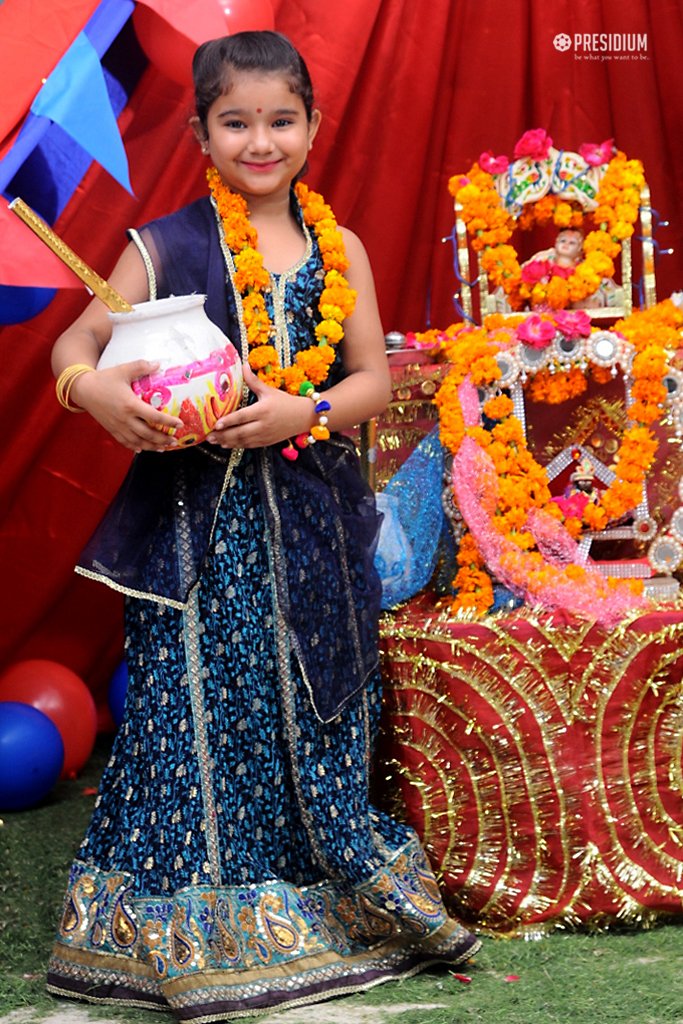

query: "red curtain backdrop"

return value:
[1, 0, 682, 713]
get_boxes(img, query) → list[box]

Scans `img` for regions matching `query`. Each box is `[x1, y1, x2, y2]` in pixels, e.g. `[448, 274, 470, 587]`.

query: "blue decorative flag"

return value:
[30, 31, 133, 195]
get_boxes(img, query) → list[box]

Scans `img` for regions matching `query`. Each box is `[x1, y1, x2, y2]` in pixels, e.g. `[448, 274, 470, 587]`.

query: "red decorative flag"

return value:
[0, 203, 82, 288]
[0, 0, 101, 158]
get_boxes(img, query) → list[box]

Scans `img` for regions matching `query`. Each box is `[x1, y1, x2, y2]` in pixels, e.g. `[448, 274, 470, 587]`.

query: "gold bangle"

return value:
[55, 363, 95, 413]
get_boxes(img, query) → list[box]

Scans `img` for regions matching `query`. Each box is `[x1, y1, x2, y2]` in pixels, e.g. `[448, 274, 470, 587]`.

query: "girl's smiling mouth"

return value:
[241, 159, 281, 171]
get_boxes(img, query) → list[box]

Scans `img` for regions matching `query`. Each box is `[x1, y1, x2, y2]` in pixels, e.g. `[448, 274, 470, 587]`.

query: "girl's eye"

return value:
[224, 120, 246, 130]
[273, 118, 293, 128]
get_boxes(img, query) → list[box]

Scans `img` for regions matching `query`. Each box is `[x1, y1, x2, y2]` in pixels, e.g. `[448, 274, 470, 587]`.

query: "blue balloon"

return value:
[108, 661, 129, 728]
[0, 285, 56, 325]
[0, 702, 64, 811]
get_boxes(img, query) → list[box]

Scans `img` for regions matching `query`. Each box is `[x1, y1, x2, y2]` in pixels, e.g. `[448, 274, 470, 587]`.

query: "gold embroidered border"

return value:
[183, 587, 223, 886]
[260, 448, 335, 875]
[127, 228, 157, 301]
[73, 565, 187, 609]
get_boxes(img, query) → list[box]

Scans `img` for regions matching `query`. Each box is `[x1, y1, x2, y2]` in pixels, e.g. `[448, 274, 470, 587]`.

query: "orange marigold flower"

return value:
[492, 418, 525, 445]
[483, 394, 514, 420]
[433, 161, 672, 611]
[527, 368, 587, 404]
[248, 344, 279, 370]
[233, 248, 270, 292]
[563, 516, 583, 538]
[591, 365, 613, 385]
[281, 365, 306, 394]
[315, 320, 344, 344]
[296, 345, 336, 373]
[466, 426, 492, 448]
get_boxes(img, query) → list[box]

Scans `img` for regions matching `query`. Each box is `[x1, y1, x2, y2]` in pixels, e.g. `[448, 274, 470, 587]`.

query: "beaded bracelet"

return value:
[281, 383, 332, 460]
[55, 363, 96, 412]
[299, 382, 331, 445]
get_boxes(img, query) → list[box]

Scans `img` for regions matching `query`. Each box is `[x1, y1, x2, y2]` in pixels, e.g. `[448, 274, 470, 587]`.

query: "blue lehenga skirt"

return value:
[47, 445, 479, 1021]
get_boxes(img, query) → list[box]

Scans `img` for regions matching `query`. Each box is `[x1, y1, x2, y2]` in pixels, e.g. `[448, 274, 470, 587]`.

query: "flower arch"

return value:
[450, 131, 649, 315]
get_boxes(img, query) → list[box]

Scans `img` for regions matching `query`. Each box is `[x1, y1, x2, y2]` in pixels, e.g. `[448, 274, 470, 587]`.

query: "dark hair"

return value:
[193, 31, 315, 132]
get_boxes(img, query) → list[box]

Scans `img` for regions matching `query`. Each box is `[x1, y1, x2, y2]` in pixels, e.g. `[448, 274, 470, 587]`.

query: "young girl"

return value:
[46, 31, 480, 1020]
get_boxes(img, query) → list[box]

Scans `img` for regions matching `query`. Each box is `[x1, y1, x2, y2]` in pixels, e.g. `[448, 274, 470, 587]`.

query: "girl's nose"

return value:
[247, 125, 274, 152]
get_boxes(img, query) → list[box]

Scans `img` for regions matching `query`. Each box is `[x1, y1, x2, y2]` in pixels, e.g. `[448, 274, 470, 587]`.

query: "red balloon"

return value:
[0, 659, 97, 780]
[220, 0, 275, 34]
[133, 1, 275, 90]
[132, 6, 197, 89]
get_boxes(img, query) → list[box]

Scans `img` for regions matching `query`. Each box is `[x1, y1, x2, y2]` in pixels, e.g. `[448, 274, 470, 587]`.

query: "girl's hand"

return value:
[206, 361, 314, 449]
[71, 360, 184, 452]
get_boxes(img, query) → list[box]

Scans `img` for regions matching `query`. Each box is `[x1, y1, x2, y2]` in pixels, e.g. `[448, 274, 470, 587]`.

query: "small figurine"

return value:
[529, 227, 584, 273]
[552, 456, 599, 519]
[522, 228, 622, 310]
[567, 457, 598, 499]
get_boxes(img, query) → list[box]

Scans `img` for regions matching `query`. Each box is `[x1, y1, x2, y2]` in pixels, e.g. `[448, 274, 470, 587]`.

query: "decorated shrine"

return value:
[375, 131, 683, 935]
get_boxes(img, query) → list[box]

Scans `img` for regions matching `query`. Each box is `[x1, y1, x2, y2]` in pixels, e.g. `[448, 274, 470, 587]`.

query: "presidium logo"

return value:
[553, 32, 649, 60]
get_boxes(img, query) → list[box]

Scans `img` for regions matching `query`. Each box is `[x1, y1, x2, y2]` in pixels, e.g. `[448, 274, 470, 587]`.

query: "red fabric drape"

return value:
[1, 0, 682, 711]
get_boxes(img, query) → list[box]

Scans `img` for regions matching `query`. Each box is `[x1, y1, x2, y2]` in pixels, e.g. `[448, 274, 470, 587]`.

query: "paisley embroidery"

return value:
[111, 895, 138, 948]
[48, 843, 479, 1015]
[61, 897, 81, 934]
[262, 908, 300, 953]
[151, 952, 167, 977]
[415, 863, 445, 905]
[358, 899, 397, 940]
[171, 926, 194, 968]
[356, 844, 448, 937]
[250, 936, 273, 964]
[214, 915, 241, 964]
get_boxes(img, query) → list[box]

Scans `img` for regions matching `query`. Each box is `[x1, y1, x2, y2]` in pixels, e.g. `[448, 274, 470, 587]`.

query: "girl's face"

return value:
[202, 70, 320, 200]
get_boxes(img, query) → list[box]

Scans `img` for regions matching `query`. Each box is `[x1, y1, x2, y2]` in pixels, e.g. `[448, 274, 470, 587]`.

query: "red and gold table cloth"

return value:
[377, 594, 683, 936]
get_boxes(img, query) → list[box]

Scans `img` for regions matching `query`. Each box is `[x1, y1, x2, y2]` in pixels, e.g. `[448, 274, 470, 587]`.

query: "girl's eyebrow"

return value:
[215, 107, 302, 118]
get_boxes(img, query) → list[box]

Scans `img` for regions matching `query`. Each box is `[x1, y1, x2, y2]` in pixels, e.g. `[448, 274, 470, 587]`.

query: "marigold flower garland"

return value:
[432, 301, 683, 616]
[207, 167, 356, 396]
[449, 144, 645, 310]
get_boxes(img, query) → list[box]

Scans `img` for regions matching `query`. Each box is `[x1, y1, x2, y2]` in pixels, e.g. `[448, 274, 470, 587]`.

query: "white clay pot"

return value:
[98, 294, 243, 448]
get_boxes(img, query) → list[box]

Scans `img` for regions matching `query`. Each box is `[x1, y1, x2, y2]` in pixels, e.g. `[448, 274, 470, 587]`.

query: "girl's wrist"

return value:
[55, 364, 96, 413]
[297, 393, 317, 433]
[281, 388, 332, 461]
[295, 385, 331, 446]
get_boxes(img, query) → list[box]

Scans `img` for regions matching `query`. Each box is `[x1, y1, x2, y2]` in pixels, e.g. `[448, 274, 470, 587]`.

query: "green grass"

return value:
[1, 737, 682, 1023]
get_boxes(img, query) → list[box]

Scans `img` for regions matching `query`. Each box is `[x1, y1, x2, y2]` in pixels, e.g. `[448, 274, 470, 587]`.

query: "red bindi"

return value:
[256, 107, 262, 113]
